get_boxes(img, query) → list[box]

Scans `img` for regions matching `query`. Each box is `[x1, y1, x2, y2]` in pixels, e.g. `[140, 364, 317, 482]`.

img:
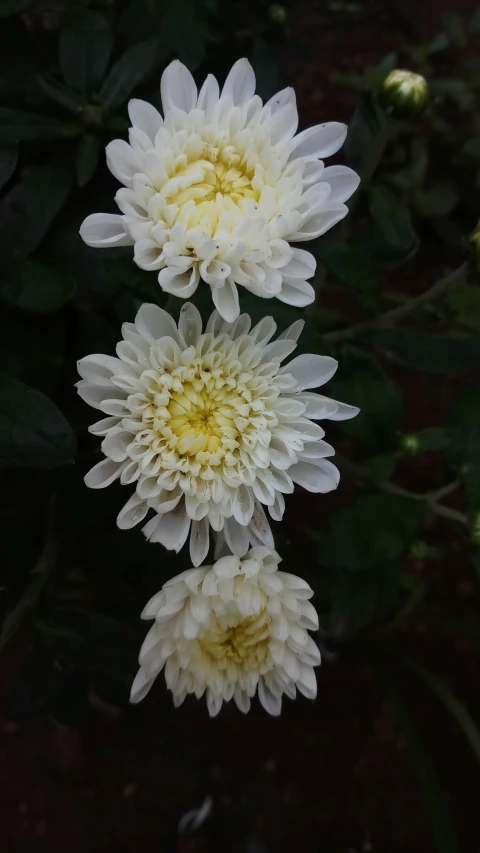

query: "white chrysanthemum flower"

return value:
[130, 547, 321, 716]
[79, 58, 359, 321]
[76, 302, 359, 566]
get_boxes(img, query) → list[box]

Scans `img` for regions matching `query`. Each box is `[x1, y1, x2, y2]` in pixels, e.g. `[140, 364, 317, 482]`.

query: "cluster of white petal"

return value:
[80, 58, 359, 321]
[131, 547, 321, 716]
[77, 302, 359, 566]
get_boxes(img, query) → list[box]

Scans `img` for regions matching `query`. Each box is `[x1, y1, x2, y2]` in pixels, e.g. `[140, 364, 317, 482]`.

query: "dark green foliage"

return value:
[0, 5, 478, 847]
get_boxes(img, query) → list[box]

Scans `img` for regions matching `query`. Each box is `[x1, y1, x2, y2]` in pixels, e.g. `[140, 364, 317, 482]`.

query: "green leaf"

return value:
[316, 236, 380, 312]
[0, 509, 55, 651]
[415, 427, 451, 452]
[372, 666, 460, 853]
[462, 137, 480, 158]
[326, 563, 400, 638]
[161, 0, 210, 71]
[442, 10, 467, 47]
[389, 649, 480, 770]
[0, 312, 66, 395]
[0, 108, 75, 145]
[1, 159, 73, 259]
[75, 134, 100, 187]
[0, 146, 17, 189]
[37, 607, 142, 683]
[447, 385, 480, 509]
[415, 182, 458, 218]
[369, 329, 480, 374]
[344, 93, 389, 183]
[0, 374, 75, 470]
[99, 39, 157, 111]
[0, 260, 76, 313]
[319, 493, 424, 571]
[59, 11, 113, 93]
[470, 5, 480, 33]
[36, 72, 84, 112]
[447, 283, 480, 333]
[368, 184, 418, 255]
[331, 350, 402, 448]
[365, 453, 396, 483]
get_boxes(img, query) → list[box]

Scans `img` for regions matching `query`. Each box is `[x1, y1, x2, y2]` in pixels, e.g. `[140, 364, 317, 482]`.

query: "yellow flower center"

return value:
[167, 383, 241, 457]
[134, 351, 276, 476]
[154, 138, 264, 237]
[200, 612, 271, 670]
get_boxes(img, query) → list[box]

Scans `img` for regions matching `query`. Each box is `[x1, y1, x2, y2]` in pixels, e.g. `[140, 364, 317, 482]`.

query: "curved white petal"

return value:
[128, 98, 163, 144]
[134, 302, 178, 344]
[84, 458, 125, 489]
[281, 353, 338, 390]
[210, 279, 239, 322]
[222, 58, 256, 106]
[143, 503, 191, 552]
[277, 278, 315, 307]
[80, 213, 132, 248]
[159, 265, 200, 299]
[161, 60, 197, 114]
[288, 122, 347, 161]
[322, 164, 360, 203]
[289, 458, 340, 493]
[189, 517, 210, 567]
[105, 139, 140, 185]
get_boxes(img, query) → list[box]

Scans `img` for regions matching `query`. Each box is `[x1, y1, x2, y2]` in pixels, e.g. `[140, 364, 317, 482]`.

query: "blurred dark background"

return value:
[1, 0, 480, 851]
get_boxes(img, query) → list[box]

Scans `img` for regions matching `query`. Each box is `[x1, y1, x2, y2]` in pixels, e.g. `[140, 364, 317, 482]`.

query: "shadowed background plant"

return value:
[1, 1, 480, 852]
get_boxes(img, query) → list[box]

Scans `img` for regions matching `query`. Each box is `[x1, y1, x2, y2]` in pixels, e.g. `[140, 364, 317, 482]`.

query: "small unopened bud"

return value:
[381, 70, 428, 117]
[269, 4, 287, 23]
[399, 433, 420, 455]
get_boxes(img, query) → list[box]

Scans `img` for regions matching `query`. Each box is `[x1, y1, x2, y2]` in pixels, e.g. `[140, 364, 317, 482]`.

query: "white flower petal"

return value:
[84, 458, 125, 489]
[264, 86, 296, 116]
[80, 213, 132, 248]
[178, 302, 203, 347]
[281, 353, 338, 390]
[288, 122, 347, 161]
[222, 58, 256, 106]
[117, 493, 149, 529]
[159, 265, 200, 299]
[189, 517, 210, 567]
[282, 248, 316, 280]
[277, 278, 315, 307]
[267, 103, 298, 145]
[128, 98, 163, 143]
[134, 302, 178, 344]
[197, 74, 220, 113]
[323, 164, 360, 203]
[130, 668, 155, 703]
[105, 139, 140, 185]
[143, 502, 191, 551]
[161, 60, 198, 114]
[292, 204, 348, 241]
[210, 278, 239, 322]
[289, 458, 340, 493]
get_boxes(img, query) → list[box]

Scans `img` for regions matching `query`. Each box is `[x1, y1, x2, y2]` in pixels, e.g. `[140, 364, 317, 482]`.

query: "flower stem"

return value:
[323, 262, 467, 345]
[337, 454, 467, 524]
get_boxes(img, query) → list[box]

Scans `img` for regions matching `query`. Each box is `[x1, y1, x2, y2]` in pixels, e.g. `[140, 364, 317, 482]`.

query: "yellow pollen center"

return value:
[200, 613, 271, 670]
[162, 142, 260, 234]
[166, 383, 241, 457]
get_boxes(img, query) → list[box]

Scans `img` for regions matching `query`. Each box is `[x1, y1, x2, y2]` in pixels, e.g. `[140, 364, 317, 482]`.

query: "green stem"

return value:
[323, 262, 467, 345]
[337, 454, 467, 524]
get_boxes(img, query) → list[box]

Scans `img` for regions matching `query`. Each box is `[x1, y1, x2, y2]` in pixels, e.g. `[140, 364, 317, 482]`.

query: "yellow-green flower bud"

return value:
[269, 4, 287, 23]
[381, 70, 428, 117]
[399, 433, 420, 455]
